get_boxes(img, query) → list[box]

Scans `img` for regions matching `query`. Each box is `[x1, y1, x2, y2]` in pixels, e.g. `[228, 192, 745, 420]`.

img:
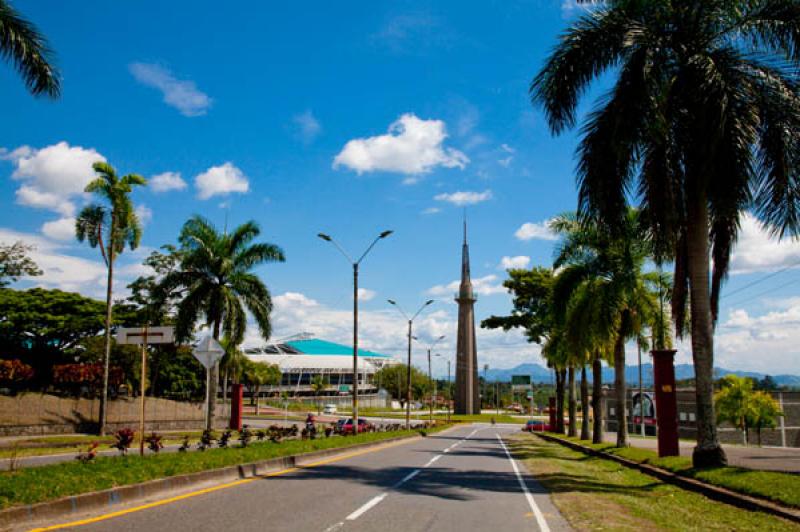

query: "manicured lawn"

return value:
[0, 427, 444, 510]
[509, 435, 797, 531]
[546, 433, 800, 509]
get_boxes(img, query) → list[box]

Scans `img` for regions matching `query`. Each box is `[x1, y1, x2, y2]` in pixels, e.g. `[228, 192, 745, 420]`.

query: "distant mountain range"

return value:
[480, 363, 800, 387]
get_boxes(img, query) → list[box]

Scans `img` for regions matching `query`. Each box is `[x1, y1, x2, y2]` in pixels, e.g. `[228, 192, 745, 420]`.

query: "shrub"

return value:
[238, 425, 253, 448]
[256, 430, 267, 441]
[0, 359, 35, 383]
[112, 428, 136, 455]
[145, 433, 164, 453]
[178, 435, 191, 452]
[197, 429, 215, 451]
[218, 430, 232, 448]
[52, 363, 123, 396]
[75, 442, 99, 463]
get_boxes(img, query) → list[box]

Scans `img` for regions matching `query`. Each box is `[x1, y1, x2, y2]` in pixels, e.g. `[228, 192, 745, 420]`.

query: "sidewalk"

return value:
[605, 432, 800, 473]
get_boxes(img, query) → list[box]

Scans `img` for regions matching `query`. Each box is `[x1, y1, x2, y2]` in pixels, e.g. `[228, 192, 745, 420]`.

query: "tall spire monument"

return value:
[455, 219, 479, 415]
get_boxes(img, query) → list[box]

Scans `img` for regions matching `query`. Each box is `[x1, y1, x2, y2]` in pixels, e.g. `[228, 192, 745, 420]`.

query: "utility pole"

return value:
[318, 230, 392, 432]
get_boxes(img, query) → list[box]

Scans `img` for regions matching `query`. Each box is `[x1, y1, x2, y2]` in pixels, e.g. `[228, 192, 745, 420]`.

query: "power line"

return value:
[723, 276, 800, 308]
[721, 258, 800, 300]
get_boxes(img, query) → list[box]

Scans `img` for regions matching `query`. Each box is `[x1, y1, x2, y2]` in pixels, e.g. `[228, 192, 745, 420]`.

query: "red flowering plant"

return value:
[0, 359, 35, 393]
[52, 363, 123, 397]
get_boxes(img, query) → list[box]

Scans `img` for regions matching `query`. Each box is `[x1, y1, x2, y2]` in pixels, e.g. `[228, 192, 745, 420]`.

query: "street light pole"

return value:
[425, 336, 445, 424]
[388, 299, 434, 429]
[318, 230, 392, 432]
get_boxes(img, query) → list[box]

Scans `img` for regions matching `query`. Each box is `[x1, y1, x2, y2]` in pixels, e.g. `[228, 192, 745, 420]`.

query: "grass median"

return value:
[543, 433, 800, 509]
[0, 426, 447, 510]
[509, 434, 797, 531]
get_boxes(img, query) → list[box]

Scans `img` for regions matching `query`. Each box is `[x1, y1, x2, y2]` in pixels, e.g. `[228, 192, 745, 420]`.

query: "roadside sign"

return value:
[339, 385, 351, 393]
[527, 391, 534, 399]
[511, 375, 531, 385]
[192, 336, 225, 369]
[116, 326, 174, 345]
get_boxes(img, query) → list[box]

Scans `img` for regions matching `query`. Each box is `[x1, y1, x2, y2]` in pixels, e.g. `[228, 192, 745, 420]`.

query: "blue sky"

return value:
[1, 0, 799, 375]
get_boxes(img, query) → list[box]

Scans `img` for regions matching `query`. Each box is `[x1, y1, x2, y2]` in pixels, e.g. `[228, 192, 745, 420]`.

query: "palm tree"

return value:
[551, 210, 658, 447]
[0, 0, 60, 97]
[75, 162, 146, 435]
[158, 216, 285, 429]
[242, 359, 280, 415]
[532, 0, 800, 467]
[311, 375, 327, 415]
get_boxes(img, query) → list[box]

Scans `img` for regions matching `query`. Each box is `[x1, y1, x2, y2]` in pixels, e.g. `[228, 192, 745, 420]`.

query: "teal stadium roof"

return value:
[285, 339, 391, 358]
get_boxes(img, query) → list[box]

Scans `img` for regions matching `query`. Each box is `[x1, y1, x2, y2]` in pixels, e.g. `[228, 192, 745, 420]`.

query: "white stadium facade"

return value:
[244, 335, 399, 402]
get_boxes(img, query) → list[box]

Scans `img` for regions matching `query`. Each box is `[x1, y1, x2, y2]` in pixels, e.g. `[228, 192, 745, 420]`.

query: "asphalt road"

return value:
[28, 424, 570, 532]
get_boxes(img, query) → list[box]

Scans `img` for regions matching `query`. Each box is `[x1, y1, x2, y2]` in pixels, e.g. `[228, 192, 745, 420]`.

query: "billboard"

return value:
[511, 375, 531, 385]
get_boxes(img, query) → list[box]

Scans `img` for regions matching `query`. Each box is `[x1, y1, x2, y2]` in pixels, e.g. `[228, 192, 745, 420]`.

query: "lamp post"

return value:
[318, 230, 392, 431]
[388, 299, 434, 429]
[424, 336, 446, 423]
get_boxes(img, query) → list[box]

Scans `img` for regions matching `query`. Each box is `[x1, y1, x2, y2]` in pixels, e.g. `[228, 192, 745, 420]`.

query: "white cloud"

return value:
[194, 162, 250, 199]
[434, 190, 492, 206]
[499, 255, 530, 270]
[3, 142, 105, 216]
[729, 212, 800, 274]
[292, 110, 322, 144]
[427, 274, 506, 297]
[135, 204, 153, 225]
[150, 171, 187, 192]
[357, 288, 376, 301]
[515, 219, 558, 241]
[41, 217, 76, 241]
[333, 113, 468, 177]
[498, 156, 513, 168]
[421, 207, 441, 215]
[129, 63, 211, 117]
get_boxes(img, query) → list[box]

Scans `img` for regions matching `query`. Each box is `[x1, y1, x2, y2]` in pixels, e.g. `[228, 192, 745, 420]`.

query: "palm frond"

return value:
[0, 0, 59, 97]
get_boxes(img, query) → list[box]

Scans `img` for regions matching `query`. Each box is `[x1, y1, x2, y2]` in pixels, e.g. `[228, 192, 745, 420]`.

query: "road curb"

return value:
[533, 432, 800, 524]
[0, 431, 434, 529]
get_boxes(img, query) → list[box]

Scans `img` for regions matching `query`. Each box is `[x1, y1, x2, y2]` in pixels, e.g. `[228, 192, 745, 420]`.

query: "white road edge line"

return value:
[496, 434, 551, 532]
[346, 493, 388, 521]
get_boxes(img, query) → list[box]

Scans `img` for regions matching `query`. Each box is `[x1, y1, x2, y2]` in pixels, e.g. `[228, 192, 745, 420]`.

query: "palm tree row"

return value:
[531, 0, 800, 467]
[483, 208, 669, 447]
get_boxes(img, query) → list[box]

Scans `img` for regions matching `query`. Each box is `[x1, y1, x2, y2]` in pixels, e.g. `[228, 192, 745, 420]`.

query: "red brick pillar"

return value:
[652, 349, 679, 457]
[230, 383, 243, 431]
[548, 397, 557, 432]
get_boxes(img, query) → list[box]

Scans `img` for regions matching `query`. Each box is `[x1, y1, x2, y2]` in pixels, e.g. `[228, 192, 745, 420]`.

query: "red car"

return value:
[522, 419, 551, 432]
[341, 418, 373, 434]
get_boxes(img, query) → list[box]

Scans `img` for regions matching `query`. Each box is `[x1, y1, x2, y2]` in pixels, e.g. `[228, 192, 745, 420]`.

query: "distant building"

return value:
[244, 336, 398, 399]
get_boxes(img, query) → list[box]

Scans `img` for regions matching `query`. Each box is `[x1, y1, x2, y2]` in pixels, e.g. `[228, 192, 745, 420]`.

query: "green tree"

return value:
[241, 359, 280, 415]
[551, 210, 661, 447]
[0, 241, 42, 287]
[158, 216, 285, 429]
[310, 375, 327, 414]
[0, 0, 60, 97]
[75, 162, 146, 434]
[0, 288, 105, 380]
[715, 375, 783, 446]
[531, 0, 800, 467]
[373, 364, 431, 406]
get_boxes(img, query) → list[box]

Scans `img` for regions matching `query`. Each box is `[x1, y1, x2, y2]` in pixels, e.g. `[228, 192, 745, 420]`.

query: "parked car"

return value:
[323, 404, 337, 414]
[522, 419, 550, 432]
[341, 418, 373, 434]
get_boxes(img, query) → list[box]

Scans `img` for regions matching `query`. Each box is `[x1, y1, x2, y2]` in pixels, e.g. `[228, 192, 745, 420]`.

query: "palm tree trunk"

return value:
[97, 228, 115, 436]
[254, 386, 260, 416]
[614, 333, 628, 447]
[568, 366, 577, 437]
[686, 192, 727, 467]
[580, 365, 590, 440]
[592, 356, 603, 444]
[207, 319, 221, 431]
[556, 369, 566, 434]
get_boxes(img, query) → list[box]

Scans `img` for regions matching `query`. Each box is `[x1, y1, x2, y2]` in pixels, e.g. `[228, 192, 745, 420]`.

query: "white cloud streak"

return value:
[129, 63, 211, 117]
[434, 190, 492, 206]
[150, 171, 187, 192]
[515, 219, 558, 241]
[194, 162, 250, 199]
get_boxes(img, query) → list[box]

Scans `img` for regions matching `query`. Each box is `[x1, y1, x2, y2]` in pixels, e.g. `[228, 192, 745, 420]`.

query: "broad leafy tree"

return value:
[0, 241, 41, 286]
[532, 0, 800, 467]
[0, 0, 60, 97]
[0, 288, 105, 381]
[158, 216, 285, 429]
[242, 360, 280, 415]
[75, 162, 146, 434]
[373, 364, 432, 406]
